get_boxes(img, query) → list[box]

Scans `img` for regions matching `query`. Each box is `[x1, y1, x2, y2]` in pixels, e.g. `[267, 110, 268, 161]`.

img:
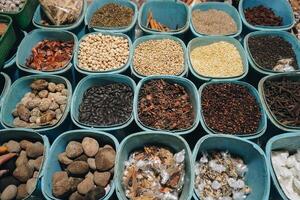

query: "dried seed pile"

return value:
[248, 35, 298, 72]
[78, 84, 133, 126]
[202, 83, 261, 135]
[272, 150, 300, 200]
[0, 0, 26, 12]
[52, 137, 116, 199]
[138, 79, 195, 131]
[123, 146, 185, 199]
[244, 5, 282, 26]
[0, 23, 7, 37]
[12, 79, 69, 128]
[147, 11, 173, 32]
[192, 9, 237, 35]
[0, 139, 44, 200]
[190, 41, 243, 78]
[133, 39, 184, 76]
[26, 40, 74, 71]
[195, 152, 251, 200]
[78, 33, 130, 72]
[90, 3, 134, 28]
[263, 78, 300, 128]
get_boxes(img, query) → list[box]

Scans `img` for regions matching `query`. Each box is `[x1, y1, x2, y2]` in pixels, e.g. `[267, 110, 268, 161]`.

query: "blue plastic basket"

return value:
[0, 128, 50, 199]
[73, 32, 133, 76]
[0, 75, 73, 139]
[193, 134, 270, 200]
[85, 0, 138, 39]
[199, 80, 267, 140]
[187, 36, 249, 81]
[32, 0, 87, 31]
[41, 129, 119, 200]
[244, 31, 300, 76]
[138, 0, 190, 37]
[115, 131, 194, 200]
[71, 74, 136, 131]
[190, 2, 242, 37]
[266, 132, 300, 200]
[133, 75, 200, 135]
[0, 72, 11, 110]
[238, 0, 295, 31]
[258, 73, 300, 132]
[16, 29, 78, 75]
[131, 35, 188, 79]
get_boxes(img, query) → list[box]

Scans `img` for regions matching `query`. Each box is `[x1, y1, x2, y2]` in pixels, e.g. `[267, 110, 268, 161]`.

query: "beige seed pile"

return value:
[192, 9, 237, 35]
[133, 39, 184, 76]
[78, 33, 130, 72]
[190, 41, 244, 77]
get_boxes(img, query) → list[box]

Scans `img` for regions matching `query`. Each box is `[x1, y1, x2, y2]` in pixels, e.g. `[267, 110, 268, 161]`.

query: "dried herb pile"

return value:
[202, 83, 261, 135]
[244, 5, 282, 26]
[138, 79, 195, 131]
[263, 78, 300, 128]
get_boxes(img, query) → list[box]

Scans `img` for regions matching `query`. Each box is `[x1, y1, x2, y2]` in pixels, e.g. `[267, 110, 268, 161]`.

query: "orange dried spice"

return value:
[146, 11, 172, 32]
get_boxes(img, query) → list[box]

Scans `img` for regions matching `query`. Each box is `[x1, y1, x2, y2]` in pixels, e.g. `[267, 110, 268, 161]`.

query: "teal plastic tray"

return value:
[190, 2, 242, 37]
[131, 35, 188, 79]
[238, 0, 295, 31]
[71, 74, 136, 131]
[244, 31, 300, 76]
[16, 29, 78, 75]
[0, 128, 50, 199]
[133, 75, 200, 135]
[0, 75, 72, 134]
[199, 80, 267, 140]
[138, 0, 190, 37]
[187, 36, 249, 81]
[73, 32, 133, 76]
[85, 0, 138, 39]
[0, 72, 11, 110]
[258, 73, 300, 132]
[193, 134, 270, 200]
[32, 0, 87, 31]
[115, 131, 194, 200]
[41, 129, 119, 200]
[266, 132, 300, 200]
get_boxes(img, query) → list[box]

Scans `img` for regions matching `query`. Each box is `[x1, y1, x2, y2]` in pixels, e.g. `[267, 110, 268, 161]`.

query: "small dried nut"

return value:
[1, 185, 17, 200]
[61, 89, 68, 96]
[95, 146, 116, 171]
[69, 191, 85, 200]
[33, 156, 43, 170]
[26, 142, 44, 158]
[26, 178, 37, 194]
[26, 97, 41, 110]
[37, 110, 56, 125]
[38, 98, 52, 111]
[13, 117, 29, 127]
[66, 141, 83, 159]
[16, 104, 30, 122]
[82, 137, 99, 157]
[77, 176, 94, 195]
[85, 186, 106, 200]
[13, 164, 34, 182]
[16, 151, 28, 167]
[48, 82, 56, 92]
[58, 152, 73, 165]
[67, 161, 89, 176]
[30, 108, 41, 117]
[49, 102, 59, 110]
[56, 83, 65, 92]
[52, 171, 71, 198]
[94, 171, 111, 187]
[30, 80, 48, 91]
[69, 177, 83, 192]
[20, 140, 32, 150]
[29, 116, 38, 123]
[87, 158, 96, 170]
[16, 184, 28, 200]
[54, 94, 67, 105]
[6, 140, 21, 153]
[38, 90, 49, 98]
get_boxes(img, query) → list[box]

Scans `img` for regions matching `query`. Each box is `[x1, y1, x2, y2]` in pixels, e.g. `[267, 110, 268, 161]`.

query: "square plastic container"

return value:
[32, 0, 87, 31]
[193, 134, 270, 200]
[115, 131, 194, 200]
[238, 0, 295, 31]
[133, 75, 200, 135]
[41, 129, 119, 200]
[0, 128, 50, 199]
[266, 132, 300, 200]
[190, 2, 242, 37]
[244, 31, 300, 76]
[0, 0, 39, 29]
[138, 0, 190, 37]
[199, 80, 267, 140]
[187, 36, 249, 81]
[0, 75, 72, 140]
[258, 73, 300, 132]
[0, 72, 11, 110]
[0, 14, 16, 70]
[71, 74, 136, 131]
[131, 35, 188, 79]
[85, 0, 138, 39]
[73, 32, 133, 76]
[16, 29, 78, 75]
